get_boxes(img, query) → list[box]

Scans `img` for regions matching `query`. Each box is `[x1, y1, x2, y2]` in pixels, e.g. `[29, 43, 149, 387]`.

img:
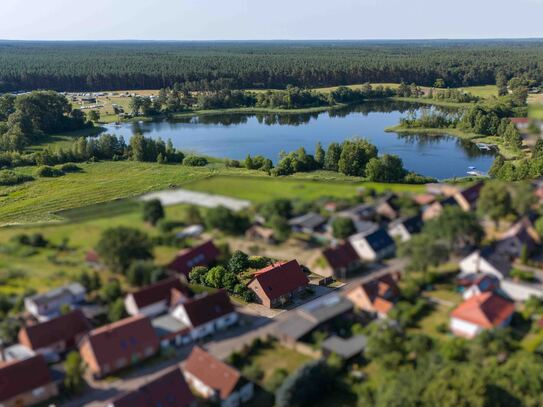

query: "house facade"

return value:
[124, 277, 191, 318]
[79, 315, 160, 378]
[247, 260, 309, 308]
[182, 347, 254, 407]
[349, 228, 395, 262]
[171, 290, 238, 342]
[450, 292, 515, 338]
[18, 309, 90, 362]
[0, 355, 58, 407]
[24, 283, 86, 321]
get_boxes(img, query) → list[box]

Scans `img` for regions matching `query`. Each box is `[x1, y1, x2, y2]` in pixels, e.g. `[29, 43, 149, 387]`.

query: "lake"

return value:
[102, 101, 494, 180]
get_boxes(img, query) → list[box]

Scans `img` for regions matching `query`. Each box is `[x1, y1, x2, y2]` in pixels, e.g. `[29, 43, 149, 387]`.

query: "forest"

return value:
[1, 40, 543, 91]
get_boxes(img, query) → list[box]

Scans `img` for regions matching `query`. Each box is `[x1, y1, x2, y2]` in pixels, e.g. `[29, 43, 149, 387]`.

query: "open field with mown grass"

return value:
[1, 161, 425, 226]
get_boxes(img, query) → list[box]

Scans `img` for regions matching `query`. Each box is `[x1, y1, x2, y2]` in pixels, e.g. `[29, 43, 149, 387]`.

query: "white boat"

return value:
[467, 170, 484, 177]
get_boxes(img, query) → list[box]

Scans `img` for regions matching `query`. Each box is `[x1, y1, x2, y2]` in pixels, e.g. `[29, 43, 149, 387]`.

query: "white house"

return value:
[171, 290, 238, 341]
[388, 215, 423, 242]
[24, 283, 86, 321]
[450, 292, 515, 338]
[349, 228, 395, 262]
[182, 346, 254, 407]
[124, 277, 190, 318]
[459, 248, 511, 280]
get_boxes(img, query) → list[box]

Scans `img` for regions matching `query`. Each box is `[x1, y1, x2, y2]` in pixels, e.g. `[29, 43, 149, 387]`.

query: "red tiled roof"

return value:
[181, 290, 234, 327]
[322, 242, 360, 270]
[81, 315, 159, 368]
[167, 241, 220, 276]
[413, 194, 436, 206]
[85, 250, 100, 263]
[109, 367, 195, 407]
[128, 277, 191, 309]
[250, 260, 309, 302]
[0, 355, 53, 402]
[183, 346, 241, 400]
[451, 292, 515, 328]
[348, 272, 400, 314]
[19, 309, 90, 350]
[373, 297, 394, 315]
[510, 117, 529, 124]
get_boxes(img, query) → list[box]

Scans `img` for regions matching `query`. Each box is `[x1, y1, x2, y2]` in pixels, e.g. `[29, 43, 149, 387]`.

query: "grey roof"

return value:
[338, 204, 375, 219]
[480, 247, 512, 276]
[288, 212, 327, 230]
[275, 294, 353, 341]
[390, 215, 423, 235]
[27, 283, 85, 306]
[362, 228, 395, 252]
[322, 334, 367, 359]
[151, 314, 189, 338]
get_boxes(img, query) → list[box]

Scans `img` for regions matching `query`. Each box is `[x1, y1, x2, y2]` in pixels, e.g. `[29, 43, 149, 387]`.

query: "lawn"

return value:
[521, 328, 543, 352]
[458, 85, 498, 99]
[409, 302, 455, 342]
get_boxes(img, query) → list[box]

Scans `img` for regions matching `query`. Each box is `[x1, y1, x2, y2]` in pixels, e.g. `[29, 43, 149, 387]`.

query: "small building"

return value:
[167, 240, 221, 277]
[171, 290, 237, 341]
[0, 355, 58, 407]
[459, 274, 500, 300]
[247, 260, 309, 308]
[453, 182, 483, 212]
[18, 309, 90, 363]
[107, 367, 196, 407]
[495, 217, 540, 260]
[182, 346, 254, 407]
[288, 212, 327, 234]
[321, 334, 367, 361]
[124, 277, 191, 318]
[336, 203, 376, 222]
[388, 214, 423, 242]
[510, 117, 530, 131]
[422, 196, 458, 221]
[349, 228, 395, 262]
[176, 224, 204, 240]
[24, 283, 86, 321]
[459, 247, 512, 280]
[85, 250, 103, 269]
[450, 292, 515, 338]
[79, 315, 160, 379]
[245, 225, 275, 244]
[375, 193, 401, 220]
[344, 272, 401, 318]
[313, 241, 361, 279]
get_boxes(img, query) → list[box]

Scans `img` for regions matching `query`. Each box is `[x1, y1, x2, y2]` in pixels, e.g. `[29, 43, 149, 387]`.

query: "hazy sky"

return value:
[2, 0, 543, 40]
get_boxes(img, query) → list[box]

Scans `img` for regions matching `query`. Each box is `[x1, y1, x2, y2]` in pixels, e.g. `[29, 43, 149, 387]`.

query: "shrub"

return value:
[59, 163, 82, 173]
[183, 155, 208, 166]
[242, 363, 264, 382]
[0, 170, 34, 186]
[34, 165, 64, 177]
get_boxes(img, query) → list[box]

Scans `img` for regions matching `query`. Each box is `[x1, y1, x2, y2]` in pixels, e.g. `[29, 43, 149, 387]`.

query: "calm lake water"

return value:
[102, 101, 494, 180]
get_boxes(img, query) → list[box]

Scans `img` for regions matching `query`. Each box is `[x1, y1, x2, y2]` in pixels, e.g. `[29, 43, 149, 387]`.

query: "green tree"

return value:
[324, 142, 342, 171]
[338, 138, 378, 176]
[424, 206, 483, 250]
[398, 234, 449, 273]
[365, 154, 407, 182]
[477, 182, 512, 226]
[142, 199, 165, 226]
[204, 206, 249, 235]
[434, 78, 445, 88]
[188, 266, 209, 285]
[205, 266, 227, 288]
[185, 205, 202, 224]
[315, 142, 325, 169]
[96, 227, 153, 273]
[100, 279, 123, 303]
[268, 214, 291, 242]
[64, 351, 86, 395]
[87, 110, 100, 122]
[331, 217, 356, 239]
[228, 250, 249, 274]
[510, 182, 536, 215]
[108, 298, 127, 322]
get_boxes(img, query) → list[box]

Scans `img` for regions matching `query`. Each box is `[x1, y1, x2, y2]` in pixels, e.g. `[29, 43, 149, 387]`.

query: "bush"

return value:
[59, 163, 82, 173]
[34, 165, 64, 177]
[242, 363, 264, 382]
[0, 170, 34, 186]
[183, 155, 208, 166]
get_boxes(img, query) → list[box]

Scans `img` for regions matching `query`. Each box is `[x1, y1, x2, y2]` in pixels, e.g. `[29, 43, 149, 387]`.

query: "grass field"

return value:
[458, 85, 498, 99]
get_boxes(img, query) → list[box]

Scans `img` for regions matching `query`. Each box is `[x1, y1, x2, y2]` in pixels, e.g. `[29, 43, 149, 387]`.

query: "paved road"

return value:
[63, 260, 404, 406]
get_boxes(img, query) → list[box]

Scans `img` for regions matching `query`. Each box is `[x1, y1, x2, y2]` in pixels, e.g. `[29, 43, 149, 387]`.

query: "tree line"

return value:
[1, 40, 543, 92]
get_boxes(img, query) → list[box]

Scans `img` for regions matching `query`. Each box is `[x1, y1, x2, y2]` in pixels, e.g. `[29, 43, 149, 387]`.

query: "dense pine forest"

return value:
[1, 40, 543, 91]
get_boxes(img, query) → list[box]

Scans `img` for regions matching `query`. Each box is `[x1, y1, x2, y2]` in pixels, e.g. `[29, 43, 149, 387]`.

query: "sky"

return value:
[2, 0, 543, 41]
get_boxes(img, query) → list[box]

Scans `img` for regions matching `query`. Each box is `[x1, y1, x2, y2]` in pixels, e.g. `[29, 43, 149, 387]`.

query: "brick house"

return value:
[0, 355, 58, 407]
[247, 260, 309, 308]
[182, 346, 254, 407]
[79, 315, 160, 379]
[167, 241, 220, 278]
[344, 272, 401, 318]
[18, 309, 90, 362]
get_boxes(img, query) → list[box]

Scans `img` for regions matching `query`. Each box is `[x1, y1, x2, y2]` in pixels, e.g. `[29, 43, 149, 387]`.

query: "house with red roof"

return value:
[18, 309, 90, 363]
[171, 290, 237, 341]
[0, 355, 58, 407]
[182, 346, 254, 407]
[450, 292, 515, 338]
[344, 272, 401, 318]
[313, 241, 361, 279]
[247, 260, 309, 308]
[79, 314, 160, 378]
[107, 367, 196, 407]
[167, 240, 220, 277]
[124, 277, 192, 318]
